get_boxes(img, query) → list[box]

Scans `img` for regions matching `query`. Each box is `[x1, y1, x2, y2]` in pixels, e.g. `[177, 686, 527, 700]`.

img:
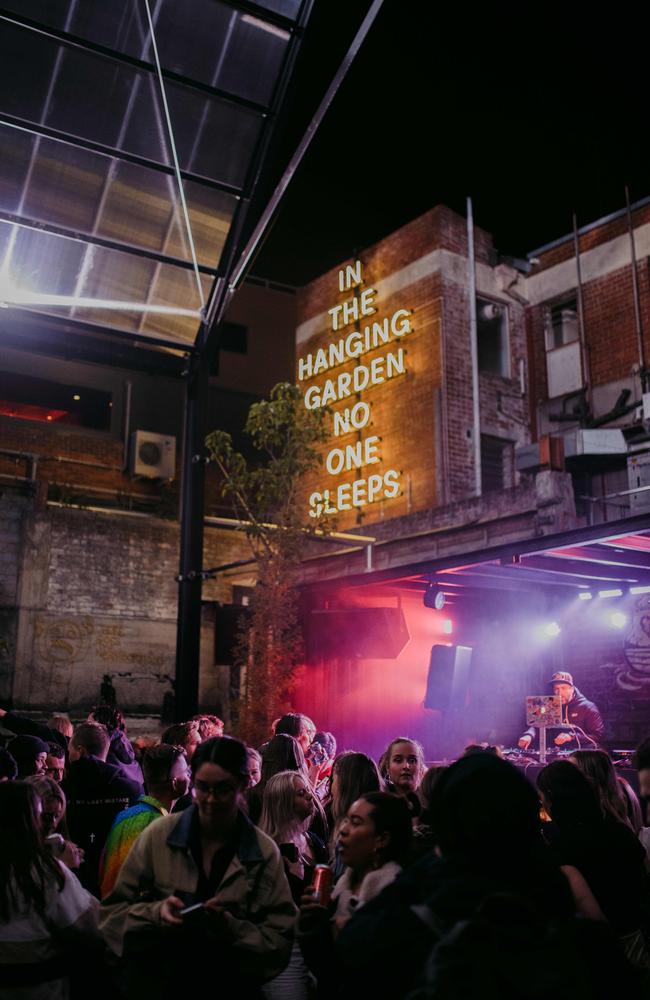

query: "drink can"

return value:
[311, 864, 332, 907]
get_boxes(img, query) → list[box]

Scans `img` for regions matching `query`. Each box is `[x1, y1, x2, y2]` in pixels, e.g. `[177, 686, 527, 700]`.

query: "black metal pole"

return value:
[174, 346, 209, 720]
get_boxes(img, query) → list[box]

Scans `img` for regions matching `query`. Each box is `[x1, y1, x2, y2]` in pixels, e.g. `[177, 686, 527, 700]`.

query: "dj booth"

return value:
[500, 747, 641, 796]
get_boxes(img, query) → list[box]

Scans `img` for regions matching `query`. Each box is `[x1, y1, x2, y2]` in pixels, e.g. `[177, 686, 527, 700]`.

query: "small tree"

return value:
[205, 382, 329, 743]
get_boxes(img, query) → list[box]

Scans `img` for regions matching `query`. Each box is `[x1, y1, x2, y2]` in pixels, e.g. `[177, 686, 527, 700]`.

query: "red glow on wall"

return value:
[293, 586, 455, 761]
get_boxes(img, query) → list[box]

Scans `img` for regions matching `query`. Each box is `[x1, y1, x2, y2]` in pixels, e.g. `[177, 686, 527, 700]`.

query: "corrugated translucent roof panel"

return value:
[0, 0, 312, 359]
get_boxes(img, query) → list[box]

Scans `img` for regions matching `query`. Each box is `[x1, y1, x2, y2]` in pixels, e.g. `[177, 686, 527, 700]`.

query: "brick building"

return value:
[292, 199, 650, 759]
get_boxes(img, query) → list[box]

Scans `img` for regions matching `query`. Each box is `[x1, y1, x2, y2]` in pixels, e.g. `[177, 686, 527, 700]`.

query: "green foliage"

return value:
[205, 382, 329, 741]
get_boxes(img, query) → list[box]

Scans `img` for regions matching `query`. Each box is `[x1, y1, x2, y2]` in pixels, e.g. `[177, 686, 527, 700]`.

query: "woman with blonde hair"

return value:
[259, 770, 327, 1000]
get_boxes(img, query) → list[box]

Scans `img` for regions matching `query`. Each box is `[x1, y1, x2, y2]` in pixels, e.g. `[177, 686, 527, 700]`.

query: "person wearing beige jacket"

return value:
[99, 736, 297, 1000]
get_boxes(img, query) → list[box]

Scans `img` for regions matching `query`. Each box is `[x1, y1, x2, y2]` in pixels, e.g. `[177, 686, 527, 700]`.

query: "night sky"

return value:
[255, 3, 647, 286]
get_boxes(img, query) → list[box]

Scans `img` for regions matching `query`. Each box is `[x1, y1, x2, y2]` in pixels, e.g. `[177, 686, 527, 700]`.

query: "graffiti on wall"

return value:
[35, 616, 94, 667]
[34, 616, 169, 672]
[618, 594, 650, 690]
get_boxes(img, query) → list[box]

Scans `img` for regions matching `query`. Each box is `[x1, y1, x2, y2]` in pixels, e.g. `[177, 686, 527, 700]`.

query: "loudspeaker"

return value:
[424, 644, 473, 710]
[308, 606, 410, 659]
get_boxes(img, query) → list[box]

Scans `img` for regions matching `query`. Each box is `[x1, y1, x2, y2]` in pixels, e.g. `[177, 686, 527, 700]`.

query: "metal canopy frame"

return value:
[0, 0, 385, 717]
[305, 514, 650, 606]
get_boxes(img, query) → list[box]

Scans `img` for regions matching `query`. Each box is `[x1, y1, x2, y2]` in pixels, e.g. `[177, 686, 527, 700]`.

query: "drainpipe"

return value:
[122, 380, 132, 472]
[467, 197, 481, 496]
[624, 185, 646, 388]
[572, 214, 592, 416]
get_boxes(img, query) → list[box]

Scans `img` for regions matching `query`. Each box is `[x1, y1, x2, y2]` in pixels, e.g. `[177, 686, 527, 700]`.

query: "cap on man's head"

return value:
[548, 671, 574, 687]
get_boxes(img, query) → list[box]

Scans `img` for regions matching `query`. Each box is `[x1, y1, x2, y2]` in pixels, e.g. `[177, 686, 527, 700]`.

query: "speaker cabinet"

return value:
[424, 644, 473, 710]
[308, 607, 410, 659]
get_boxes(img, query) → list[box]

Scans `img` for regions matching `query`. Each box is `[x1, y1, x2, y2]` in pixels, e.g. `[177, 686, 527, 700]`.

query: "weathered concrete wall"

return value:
[1, 492, 251, 713]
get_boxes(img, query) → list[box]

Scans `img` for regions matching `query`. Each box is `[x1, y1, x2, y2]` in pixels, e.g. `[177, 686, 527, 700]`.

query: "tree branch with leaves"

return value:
[206, 382, 330, 743]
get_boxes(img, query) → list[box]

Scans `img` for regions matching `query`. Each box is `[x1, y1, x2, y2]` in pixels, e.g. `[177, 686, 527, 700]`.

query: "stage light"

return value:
[543, 621, 561, 637]
[442, 619, 453, 635]
[578, 592, 593, 601]
[424, 586, 446, 610]
[630, 585, 650, 595]
[609, 611, 627, 629]
[598, 588, 623, 598]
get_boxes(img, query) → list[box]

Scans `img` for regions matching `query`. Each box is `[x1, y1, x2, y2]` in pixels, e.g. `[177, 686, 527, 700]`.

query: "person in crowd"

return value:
[45, 743, 66, 784]
[519, 670, 605, 750]
[0, 705, 67, 752]
[246, 746, 262, 787]
[0, 782, 100, 1000]
[569, 748, 631, 827]
[618, 776, 645, 836]
[411, 764, 447, 861]
[305, 731, 337, 801]
[88, 705, 143, 791]
[538, 759, 649, 965]
[298, 792, 411, 993]
[332, 753, 598, 999]
[0, 745, 17, 782]
[99, 744, 190, 898]
[260, 771, 328, 903]
[99, 736, 297, 1000]
[330, 792, 412, 927]
[161, 719, 202, 761]
[248, 733, 310, 824]
[192, 713, 224, 740]
[379, 736, 425, 816]
[26, 774, 84, 871]
[276, 714, 317, 756]
[63, 722, 140, 897]
[259, 771, 328, 999]
[327, 751, 383, 876]
[8, 734, 49, 778]
[634, 736, 650, 820]
[47, 714, 74, 742]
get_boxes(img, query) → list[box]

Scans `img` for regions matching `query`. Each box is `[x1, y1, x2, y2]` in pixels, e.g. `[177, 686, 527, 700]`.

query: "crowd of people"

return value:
[1, 702, 650, 999]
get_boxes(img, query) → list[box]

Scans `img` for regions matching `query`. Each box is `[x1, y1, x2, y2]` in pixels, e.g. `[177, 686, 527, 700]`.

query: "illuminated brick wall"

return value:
[296, 205, 529, 530]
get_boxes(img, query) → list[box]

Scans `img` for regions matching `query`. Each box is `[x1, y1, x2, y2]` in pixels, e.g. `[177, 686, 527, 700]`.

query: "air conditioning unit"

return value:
[130, 431, 176, 479]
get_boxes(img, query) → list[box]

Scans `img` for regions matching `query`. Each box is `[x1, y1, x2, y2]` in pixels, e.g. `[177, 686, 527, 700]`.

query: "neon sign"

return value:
[298, 260, 412, 518]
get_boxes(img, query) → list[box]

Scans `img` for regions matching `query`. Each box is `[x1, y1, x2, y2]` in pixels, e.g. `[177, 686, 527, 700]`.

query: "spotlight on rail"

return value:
[535, 622, 562, 640]
[424, 585, 446, 610]
[608, 611, 628, 629]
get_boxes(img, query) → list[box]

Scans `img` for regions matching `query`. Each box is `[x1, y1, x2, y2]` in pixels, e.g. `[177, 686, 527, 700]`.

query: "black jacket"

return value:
[63, 755, 140, 897]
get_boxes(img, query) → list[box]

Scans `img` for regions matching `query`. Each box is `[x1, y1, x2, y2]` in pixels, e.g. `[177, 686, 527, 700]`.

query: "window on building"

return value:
[210, 321, 248, 376]
[481, 434, 513, 493]
[0, 372, 112, 430]
[545, 297, 579, 351]
[476, 297, 508, 376]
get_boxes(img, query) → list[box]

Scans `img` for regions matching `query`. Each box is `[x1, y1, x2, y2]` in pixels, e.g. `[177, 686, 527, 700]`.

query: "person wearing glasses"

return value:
[45, 743, 66, 783]
[99, 736, 296, 999]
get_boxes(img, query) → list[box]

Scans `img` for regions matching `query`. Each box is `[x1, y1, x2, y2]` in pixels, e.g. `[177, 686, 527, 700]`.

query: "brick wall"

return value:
[296, 204, 530, 525]
[529, 201, 650, 272]
[0, 415, 162, 503]
[2, 492, 251, 712]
